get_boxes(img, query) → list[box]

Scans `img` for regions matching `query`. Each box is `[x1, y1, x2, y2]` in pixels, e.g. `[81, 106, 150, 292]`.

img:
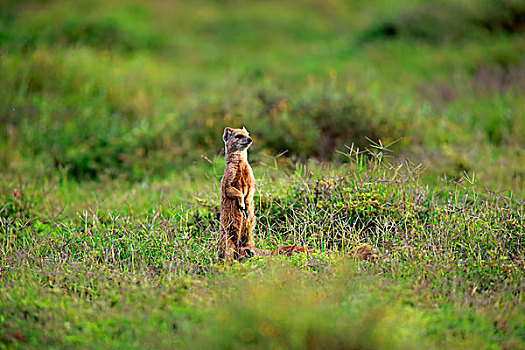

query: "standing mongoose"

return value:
[219, 127, 256, 260]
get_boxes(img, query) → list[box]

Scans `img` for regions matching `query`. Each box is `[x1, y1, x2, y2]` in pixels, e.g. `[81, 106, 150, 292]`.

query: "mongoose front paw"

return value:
[238, 201, 247, 218]
[240, 206, 247, 218]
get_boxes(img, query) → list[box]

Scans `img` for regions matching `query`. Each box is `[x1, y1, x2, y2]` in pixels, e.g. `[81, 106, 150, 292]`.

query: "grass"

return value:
[2, 156, 524, 348]
[1, 0, 525, 348]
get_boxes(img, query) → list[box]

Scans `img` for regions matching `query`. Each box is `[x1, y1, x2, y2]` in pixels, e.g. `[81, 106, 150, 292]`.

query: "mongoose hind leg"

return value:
[219, 230, 236, 261]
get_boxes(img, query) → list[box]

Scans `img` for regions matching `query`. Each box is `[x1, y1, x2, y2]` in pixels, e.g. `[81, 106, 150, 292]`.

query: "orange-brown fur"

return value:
[348, 244, 380, 261]
[219, 127, 256, 260]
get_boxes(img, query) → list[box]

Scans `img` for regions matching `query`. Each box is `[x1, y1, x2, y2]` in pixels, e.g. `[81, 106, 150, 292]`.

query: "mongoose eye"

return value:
[235, 135, 244, 139]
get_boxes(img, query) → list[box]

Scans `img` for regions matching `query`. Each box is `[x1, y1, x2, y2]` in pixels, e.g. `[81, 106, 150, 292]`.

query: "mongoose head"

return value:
[223, 127, 252, 152]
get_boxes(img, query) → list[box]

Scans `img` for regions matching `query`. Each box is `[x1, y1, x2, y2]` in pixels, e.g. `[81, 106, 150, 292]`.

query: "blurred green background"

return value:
[1, 0, 523, 195]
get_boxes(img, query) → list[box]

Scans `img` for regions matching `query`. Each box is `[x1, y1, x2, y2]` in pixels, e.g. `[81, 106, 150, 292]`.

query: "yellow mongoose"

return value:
[219, 127, 256, 260]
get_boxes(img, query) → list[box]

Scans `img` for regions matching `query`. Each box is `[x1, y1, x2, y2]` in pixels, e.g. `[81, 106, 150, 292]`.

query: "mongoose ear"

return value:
[242, 126, 248, 133]
[223, 127, 233, 142]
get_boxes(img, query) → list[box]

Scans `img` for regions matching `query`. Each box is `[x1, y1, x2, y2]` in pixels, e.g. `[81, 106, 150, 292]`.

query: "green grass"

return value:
[1, 0, 525, 348]
[2, 158, 524, 348]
